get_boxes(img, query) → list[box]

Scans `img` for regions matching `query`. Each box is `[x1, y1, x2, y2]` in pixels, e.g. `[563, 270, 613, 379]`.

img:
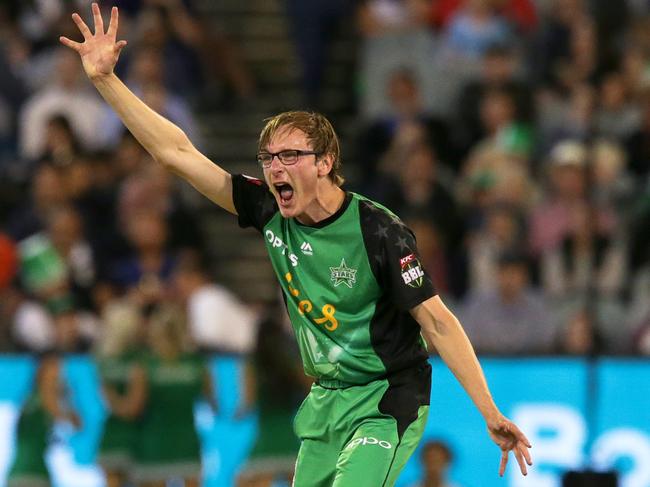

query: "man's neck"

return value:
[296, 184, 346, 226]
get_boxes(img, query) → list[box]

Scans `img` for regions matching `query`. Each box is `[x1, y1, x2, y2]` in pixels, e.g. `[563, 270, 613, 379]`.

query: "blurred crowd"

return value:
[352, 0, 650, 357]
[0, 0, 648, 485]
[0, 0, 649, 362]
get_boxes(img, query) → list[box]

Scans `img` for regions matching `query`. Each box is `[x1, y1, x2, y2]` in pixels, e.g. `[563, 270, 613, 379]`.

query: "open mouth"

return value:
[274, 183, 294, 205]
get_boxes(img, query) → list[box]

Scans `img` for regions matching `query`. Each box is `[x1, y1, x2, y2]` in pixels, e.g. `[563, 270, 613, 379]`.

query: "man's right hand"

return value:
[59, 3, 127, 80]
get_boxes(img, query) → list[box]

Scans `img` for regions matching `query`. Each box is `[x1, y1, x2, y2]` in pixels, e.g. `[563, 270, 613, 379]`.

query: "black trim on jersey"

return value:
[295, 192, 353, 229]
[231, 174, 278, 233]
[379, 362, 431, 438]
[358, 198, 435, 437]
[358, 199, 436, 310]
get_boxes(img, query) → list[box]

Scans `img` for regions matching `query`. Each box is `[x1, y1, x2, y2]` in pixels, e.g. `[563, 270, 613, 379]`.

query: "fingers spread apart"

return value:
[71, 12, 92, 39]
[59, 36, 82, 51]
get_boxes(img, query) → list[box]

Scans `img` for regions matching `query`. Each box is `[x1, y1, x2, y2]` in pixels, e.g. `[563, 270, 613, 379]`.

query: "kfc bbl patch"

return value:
[399, 253, 425, 288]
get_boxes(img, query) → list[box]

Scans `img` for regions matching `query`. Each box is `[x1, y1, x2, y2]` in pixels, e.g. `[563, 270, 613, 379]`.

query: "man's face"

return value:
[497, 263, 528, 300]
[262, 127, 322, 219]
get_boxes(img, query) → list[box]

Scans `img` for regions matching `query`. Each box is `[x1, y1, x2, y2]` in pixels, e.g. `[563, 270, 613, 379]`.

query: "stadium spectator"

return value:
[95, 300, 146, 487]
[408, 439, 458, 487]
[393, 143, 463, 262]
[116, 163, 203, 252]
[10, 290, 56, 353]
[357, 68, 456, 180]
[454, 43, 533, 158]
[591, 139, 637, 217]
[593, 70, 642, 141]
[472, 85, 533, 158]
[102, 45, 201, 146]
[559, 308, 595, 355]
[463, 203, 527, 295]
[539, 201, 627, 299]
[5, 163, 69, 242]
[45, 205, 98, 311]
[108, 208, 176, 300]
[356, 0, 439, 119]
[49, 295, 99, 353]
[40, 114, 82, 167]
[532, 0, 595, 88]
[103, 0, 256, 105]
[459, 250, 557, 354]
[237, 303, 307, 487]
[18, 48, 108, 161]
[535, 83, 595, 158]
[441, 0, 512, 61]
[131, 303, 216, 487]
[6, 354, 81, 487]
[456, 146, 535, 232]
[172, 250, 258, 354]
[528, 140, 615, 256]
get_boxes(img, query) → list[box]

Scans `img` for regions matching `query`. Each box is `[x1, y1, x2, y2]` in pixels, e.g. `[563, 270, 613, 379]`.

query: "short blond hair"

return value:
[258, 111, 344, 186]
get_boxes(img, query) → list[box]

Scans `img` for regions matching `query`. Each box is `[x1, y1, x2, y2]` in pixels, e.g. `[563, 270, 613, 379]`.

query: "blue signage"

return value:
[0, 357, 648, 487]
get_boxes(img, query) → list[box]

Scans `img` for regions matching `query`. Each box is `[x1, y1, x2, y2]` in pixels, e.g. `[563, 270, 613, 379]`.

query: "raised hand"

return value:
[59, 3, 127, 80]
[487, 415, 533, 476]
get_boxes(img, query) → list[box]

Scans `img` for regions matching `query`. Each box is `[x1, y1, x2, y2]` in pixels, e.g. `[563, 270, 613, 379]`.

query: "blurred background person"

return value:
[18, 48, 108, 163]
[172, 250, 257, 355]
[237, 301, 308, 487]
[356, 0, 439, 119]
[95, 301, 145, 487]
[408, 439, 458, 487]
[7, 354, 81, 487]
[459, 250, 558, 354]
[131, 304, 216, 487]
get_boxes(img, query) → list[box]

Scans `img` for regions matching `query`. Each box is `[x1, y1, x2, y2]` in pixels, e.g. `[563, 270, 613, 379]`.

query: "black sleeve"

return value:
[231, 174, 279, 233]
[359, 200, 437, 310]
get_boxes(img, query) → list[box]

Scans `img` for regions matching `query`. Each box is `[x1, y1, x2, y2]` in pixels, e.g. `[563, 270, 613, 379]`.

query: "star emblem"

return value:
[395, 236, 410, 251]
[390, 216, 406, 227]
[374, 225, 388, 239]
[330, 258, 358, 288]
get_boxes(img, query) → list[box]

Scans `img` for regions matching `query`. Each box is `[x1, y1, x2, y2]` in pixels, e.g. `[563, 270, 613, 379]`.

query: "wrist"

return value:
[481, 403, 502, 424]
[89, 71, 113, 83]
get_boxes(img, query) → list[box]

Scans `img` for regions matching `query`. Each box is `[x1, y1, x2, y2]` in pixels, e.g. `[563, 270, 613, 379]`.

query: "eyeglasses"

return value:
[256, 149, 319, 168]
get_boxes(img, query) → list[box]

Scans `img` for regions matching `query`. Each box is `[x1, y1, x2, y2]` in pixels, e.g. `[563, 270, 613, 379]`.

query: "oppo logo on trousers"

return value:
[345, 437, 393, 450]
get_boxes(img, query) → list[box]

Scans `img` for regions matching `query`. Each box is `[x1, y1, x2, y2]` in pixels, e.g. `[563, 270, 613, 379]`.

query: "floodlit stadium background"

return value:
[0, 0, 649, 486]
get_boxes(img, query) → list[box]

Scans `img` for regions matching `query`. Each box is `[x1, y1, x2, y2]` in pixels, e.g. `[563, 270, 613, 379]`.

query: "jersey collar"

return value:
[295, 192, 353, 229]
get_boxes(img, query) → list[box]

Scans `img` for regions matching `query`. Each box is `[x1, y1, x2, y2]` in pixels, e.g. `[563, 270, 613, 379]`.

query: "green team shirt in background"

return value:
[232, 175, 437, 386]
[135, 352, 205, 465]
[8, 390, 52, 485]
[98, 351, 139, 459]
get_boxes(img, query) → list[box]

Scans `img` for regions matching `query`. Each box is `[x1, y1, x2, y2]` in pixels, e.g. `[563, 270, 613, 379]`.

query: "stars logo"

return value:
[330, 258, 357, 288]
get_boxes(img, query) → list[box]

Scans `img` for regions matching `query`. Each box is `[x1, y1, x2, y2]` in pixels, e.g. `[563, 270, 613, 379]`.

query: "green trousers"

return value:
[293, 366, 430, 487]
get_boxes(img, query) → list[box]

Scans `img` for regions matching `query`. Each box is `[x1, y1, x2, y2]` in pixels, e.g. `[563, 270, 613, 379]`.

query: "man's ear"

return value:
[316, 153, 334, 178]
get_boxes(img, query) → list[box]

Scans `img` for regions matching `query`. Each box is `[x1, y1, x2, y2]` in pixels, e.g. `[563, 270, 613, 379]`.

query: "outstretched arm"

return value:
[411, 295, 533, 477]
[60, 3, 235, 213]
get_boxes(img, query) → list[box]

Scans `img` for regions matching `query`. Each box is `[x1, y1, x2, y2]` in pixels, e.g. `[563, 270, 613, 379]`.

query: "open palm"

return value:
[59, 3, 127, 80]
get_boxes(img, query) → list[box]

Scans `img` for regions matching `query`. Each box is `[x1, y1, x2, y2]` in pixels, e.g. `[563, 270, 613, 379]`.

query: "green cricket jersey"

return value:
[232, 175, 436, 386]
